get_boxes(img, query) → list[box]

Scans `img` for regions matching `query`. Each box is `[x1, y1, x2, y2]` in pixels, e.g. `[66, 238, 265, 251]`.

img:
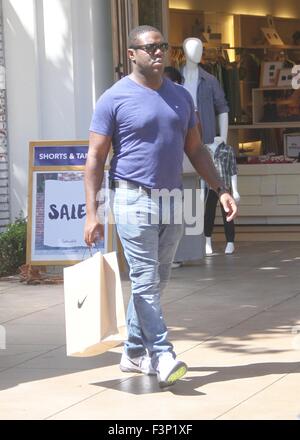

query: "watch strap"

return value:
[216, 186, 230, 198]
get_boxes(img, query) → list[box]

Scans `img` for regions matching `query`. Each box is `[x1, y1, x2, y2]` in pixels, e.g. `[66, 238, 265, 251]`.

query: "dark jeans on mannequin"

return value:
[204, 189, 235, 242]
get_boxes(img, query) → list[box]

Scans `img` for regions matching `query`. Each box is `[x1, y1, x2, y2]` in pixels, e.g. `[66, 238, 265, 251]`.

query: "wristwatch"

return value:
[216, 186, 230, 198]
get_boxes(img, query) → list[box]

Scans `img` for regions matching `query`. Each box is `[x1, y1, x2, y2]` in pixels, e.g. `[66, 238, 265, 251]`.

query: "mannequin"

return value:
[182, 38, 237, 254]
[204, 136, 240, 255]
[164, 65, 203, 268]
[182, 38, 229, 143]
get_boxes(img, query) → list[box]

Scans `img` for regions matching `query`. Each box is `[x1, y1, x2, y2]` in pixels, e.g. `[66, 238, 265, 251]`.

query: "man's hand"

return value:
[84, 218, 104, 247]
[219, 193, 238, 222]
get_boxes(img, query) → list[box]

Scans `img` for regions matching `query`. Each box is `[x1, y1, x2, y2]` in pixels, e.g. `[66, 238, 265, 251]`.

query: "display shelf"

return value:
[234, 14, 300, 47]
[229, 123, 300, 129]
[232, 45, 300, 50]
[171, 44, 300, 51]
[252, 87, 300, 125]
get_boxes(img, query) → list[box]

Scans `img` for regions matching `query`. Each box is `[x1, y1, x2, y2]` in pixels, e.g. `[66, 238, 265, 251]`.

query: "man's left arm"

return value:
[184, 125, 238, 222]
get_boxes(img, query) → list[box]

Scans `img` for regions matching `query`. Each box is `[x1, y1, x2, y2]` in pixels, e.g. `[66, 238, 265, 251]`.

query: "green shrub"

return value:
[0, 217, 27, 277]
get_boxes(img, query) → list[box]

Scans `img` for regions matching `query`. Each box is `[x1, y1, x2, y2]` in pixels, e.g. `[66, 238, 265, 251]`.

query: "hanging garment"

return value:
[222, 62, 242, 124]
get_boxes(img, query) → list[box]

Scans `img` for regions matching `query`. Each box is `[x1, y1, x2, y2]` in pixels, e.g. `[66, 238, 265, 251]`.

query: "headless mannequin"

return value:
[205, 137, 240, 255]
[182, 38, 228, 141]
[182, 39, 237, 254]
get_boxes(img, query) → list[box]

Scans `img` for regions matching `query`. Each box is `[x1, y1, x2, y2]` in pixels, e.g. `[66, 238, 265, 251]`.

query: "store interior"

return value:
[136, 0, 300, 230]
[167, 1, 300, 164]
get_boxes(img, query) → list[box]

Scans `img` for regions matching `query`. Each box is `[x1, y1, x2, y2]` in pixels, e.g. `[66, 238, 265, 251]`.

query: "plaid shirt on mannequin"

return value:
[207, 142, 237, 191]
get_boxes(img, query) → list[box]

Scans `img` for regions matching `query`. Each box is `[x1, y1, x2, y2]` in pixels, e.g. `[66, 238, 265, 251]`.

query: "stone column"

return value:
[0, 0, 9, 231]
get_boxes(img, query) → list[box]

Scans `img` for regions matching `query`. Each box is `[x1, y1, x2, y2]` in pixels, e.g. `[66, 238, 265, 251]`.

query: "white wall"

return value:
[3, 0, 114, 220]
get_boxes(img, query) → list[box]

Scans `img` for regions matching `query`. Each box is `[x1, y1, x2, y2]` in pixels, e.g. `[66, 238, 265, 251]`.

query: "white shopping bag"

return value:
[64, 251, 127, 356]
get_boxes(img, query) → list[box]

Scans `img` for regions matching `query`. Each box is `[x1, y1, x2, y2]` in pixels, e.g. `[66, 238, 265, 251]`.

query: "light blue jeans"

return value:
[111, 185, 183, 366]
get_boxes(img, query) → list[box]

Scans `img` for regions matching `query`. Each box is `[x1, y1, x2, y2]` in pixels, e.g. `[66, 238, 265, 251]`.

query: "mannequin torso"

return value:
[182, 38, 202, 107]
[182, 64, 198, 106]
[182, 37, 229, 144]
[207, 136, 224, 155]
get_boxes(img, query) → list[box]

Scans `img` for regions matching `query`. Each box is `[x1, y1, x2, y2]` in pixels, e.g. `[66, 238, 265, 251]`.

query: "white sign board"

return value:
[27, 141, 111, 265]
[44, 180, 86, 248]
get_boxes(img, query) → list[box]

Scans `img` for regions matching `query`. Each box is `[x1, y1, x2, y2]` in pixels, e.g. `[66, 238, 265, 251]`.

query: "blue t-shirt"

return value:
[89, 76, 196, 190]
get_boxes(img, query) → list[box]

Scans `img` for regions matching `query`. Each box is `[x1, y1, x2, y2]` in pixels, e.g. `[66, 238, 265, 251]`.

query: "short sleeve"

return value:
[89, 90, 115, 136]
[212, 77, 229, 115]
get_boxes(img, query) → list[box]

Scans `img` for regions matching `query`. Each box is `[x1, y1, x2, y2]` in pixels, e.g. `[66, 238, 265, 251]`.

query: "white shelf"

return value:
[229, 123, 300, 129]
[253, 87, 294, 91]
[232, 45, 300, 49]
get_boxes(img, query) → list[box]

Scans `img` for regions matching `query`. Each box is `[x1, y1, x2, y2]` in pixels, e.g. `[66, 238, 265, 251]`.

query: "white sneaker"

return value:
[225, 242, 235, 254]
[119, 352, 156, 375]
[205, 237, 213, 255]
[205, 245, 213, 255]
[155, 352, 187, 388]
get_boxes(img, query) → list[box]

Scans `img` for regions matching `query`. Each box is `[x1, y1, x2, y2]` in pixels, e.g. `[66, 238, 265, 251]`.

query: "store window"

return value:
[168, 8, 300, 164]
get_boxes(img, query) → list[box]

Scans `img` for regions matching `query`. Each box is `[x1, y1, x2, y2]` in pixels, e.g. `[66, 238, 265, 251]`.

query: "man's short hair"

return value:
[128, 25, 162, 47]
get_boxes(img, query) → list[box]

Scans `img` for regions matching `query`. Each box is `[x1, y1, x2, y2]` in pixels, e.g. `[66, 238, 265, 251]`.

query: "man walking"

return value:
[84, 25, 237, 388]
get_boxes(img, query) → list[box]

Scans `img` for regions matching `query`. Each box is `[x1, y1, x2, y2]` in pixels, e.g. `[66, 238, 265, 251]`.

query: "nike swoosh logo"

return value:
[77, 295, 87, 309]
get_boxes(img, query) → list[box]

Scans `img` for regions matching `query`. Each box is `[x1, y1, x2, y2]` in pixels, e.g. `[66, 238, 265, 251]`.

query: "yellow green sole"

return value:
[167, 365, 187, 385]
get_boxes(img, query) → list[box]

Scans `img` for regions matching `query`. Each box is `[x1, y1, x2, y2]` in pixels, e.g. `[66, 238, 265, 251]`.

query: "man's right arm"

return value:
[84, 131, 111, 246]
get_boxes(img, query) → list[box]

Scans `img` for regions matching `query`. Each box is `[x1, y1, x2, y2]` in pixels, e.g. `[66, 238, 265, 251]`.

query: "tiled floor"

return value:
[0, 242, 300, 420]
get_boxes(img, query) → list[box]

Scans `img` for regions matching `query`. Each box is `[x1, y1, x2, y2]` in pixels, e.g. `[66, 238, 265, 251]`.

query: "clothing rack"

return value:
[169, 45, 231, 68]
[170, 46, 185, 69]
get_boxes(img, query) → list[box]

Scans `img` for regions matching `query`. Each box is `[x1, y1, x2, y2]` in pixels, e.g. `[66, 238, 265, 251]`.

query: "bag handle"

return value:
[82, 242, 102, 260]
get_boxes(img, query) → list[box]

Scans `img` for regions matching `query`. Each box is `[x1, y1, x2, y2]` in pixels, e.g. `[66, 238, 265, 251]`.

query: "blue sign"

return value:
[34, 146, 88, 166]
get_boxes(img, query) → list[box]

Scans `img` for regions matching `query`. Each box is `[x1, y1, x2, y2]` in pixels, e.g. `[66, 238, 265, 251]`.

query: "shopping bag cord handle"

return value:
[82, 243, 102, 260]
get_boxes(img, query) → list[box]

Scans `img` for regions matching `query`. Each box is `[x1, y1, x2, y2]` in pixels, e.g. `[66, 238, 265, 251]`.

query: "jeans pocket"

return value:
[114, 187, 142, 205]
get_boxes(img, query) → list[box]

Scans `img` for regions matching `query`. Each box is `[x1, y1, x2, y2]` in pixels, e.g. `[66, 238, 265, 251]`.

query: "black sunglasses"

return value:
[130, 42, 169, 54]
